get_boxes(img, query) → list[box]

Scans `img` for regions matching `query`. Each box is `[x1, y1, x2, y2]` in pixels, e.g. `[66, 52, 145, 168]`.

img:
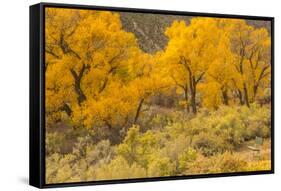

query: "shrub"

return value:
[186, 154, 220, 174]
[165, 121, 191, 138]
[186, 152, 247, 174]
[117, 125, 141, 165]
[245, 160, 271, 171]
[118, 125, 163, 168]
[246, 125, 270, 139]
[161, 134, 192, 162]
[72, 135, 94, 157]
[95, 156, 146, 180]
[192, 132, 230, 156]
[85, 139, 115, 165]
[240, 105, 271, 139]
[178, 148, 197, 172]
[214, 112, 246, 146]
[46, 153, 78, 183]
[46, 132, 67, 155]
[219, 152, 247, 173]
[45, 104, 271, 183]
[147, 155, 176, 177]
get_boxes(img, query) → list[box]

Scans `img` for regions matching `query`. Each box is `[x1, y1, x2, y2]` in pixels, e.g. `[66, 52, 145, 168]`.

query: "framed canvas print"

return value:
[30, 2, 274, 188]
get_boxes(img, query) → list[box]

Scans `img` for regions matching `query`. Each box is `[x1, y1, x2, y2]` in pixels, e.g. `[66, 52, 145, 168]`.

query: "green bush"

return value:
[45, 104, 271, 183]
[219, 152, 247, 173]
[95, 156, 146, 180]
[178, 148, 197, 171]
[46, 153, 78, 183]
[147, 156, 176, 177]
[192, 132, 231, 156]
[85, 139, 115, 165]
[242, 104, 271, 139]
[117, 125, 141, 165]
[161, 134, 192, 162]
[186, 152, 247, 174]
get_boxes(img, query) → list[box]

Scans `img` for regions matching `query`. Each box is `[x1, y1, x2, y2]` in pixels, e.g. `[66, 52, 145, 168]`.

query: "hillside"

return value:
[120, 12, 271, 53]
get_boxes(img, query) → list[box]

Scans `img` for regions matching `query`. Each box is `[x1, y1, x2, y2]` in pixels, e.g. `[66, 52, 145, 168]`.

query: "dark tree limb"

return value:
[134, 98, 145, 124]
[70, 64, 88, 105]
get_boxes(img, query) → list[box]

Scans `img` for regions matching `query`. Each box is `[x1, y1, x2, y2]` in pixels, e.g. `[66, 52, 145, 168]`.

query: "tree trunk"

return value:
[191, 91, 196, 114]
[134, 98, 144, 124]
[237, 89, 244, 105]
[184, 87, 189, 113]
[190, 76, 197, 114]
[74, 80, 86, 105]
[60, 103, 72, 116]
[221, 89, 229, 106]
[189, 77, 197, 114]
[70, 64, 87, 106]
[253, 84, 258, 100]
[243, 83, 250, 107]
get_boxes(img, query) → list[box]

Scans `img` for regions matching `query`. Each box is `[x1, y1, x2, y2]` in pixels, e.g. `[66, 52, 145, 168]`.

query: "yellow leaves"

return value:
[45, 8, 144, 129]
[74, 83, 138, 129]
[199, 82, 222, 109]
[178, 148, 197, 171]
[165, 17, 221, 72]
[147, 156, 175, 177]
[45, 7, 271, 132]
[127, 52, 172, 102]
[44, 8, 272, 183]
[245, 160, 271, 171]
[163, 17, 226, 113]
[163, 17, 271, 109]
[165, 20, 187, 38]
[226, 20, 271, 102]
[95, 156, 146, 180]
[128, 52, 151, 77]
[45, 62, 75, 119]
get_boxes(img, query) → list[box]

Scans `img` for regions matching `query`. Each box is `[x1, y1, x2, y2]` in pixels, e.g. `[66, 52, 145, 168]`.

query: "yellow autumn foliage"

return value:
[45, 8, 271, 184]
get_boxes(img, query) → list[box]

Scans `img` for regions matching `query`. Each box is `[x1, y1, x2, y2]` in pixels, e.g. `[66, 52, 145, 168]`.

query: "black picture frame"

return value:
[30, 2, 275, 189]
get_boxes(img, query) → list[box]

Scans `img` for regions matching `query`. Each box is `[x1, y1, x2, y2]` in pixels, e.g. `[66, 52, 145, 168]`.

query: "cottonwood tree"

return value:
[127, 52, 171, 124]
[45, 8, 141, 133]
[201, 30, 236, 109]
[164, 18, 221, 113]
[225, 20, 271, 107]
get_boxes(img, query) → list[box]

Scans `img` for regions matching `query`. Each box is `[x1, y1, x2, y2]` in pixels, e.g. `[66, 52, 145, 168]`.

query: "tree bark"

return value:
[60, 103, 72, 116]
[186, 66, 197, 114]
[253, 65, 270, 101]
[253, 84, 259, 100]
[221, 89, 229, 106]
[184, 87, 189, 113]
[70, 64, 88, 105]
[180, 57, 205, 114]
[189, 77, 197, 114]
[190, 90, 197, 114]
[243, 83, 250, 107]
[134, 98, 144, 124]
[237, 89, 244, 105]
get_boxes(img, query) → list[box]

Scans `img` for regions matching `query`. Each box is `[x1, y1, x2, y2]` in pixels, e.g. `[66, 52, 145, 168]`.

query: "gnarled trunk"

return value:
[70, 64, 88, 105]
